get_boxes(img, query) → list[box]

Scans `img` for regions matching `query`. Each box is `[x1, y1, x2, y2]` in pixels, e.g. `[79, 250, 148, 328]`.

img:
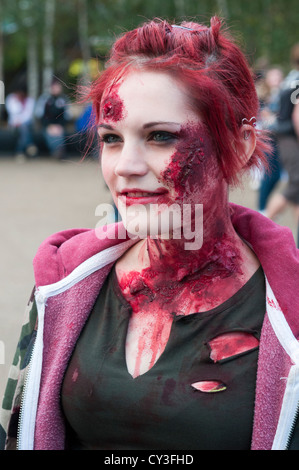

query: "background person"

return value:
[265, 44, 299, 246]
[5, 85, 37, 161]
[35, 79, 71, 159]
[257, 67, 284, 213]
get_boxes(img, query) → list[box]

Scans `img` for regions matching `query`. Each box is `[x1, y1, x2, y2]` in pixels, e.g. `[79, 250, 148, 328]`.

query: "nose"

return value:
[114, 141, 148, 177]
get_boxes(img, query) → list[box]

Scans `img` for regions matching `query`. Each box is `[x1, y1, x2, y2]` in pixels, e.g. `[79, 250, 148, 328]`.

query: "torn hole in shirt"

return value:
[208, 331, 259, 363]
[191, 381, 227, 393]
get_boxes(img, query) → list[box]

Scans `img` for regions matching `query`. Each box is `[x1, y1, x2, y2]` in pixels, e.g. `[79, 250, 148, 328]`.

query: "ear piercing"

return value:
[242, 117, 256, 140]
[242, 117, 257, 127]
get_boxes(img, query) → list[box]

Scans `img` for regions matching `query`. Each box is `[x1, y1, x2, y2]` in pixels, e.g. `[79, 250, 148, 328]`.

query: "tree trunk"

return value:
[174, 0, 186, 19]
[77, 0, 91, 83]
[43, 0, 56, 92]
[0, 0, 4, 91]
[0, 32, 4, 106]
[216, 0, 229, 19]
[27, 27, 39, 100]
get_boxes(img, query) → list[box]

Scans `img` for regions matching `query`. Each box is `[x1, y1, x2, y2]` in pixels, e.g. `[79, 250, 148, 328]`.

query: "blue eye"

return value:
[100, 134, 121, 144]
[150, 131, 178, 143]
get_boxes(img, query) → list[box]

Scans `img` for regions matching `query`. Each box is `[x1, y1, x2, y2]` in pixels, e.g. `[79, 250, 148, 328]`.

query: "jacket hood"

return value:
[33, 222, 133, 287]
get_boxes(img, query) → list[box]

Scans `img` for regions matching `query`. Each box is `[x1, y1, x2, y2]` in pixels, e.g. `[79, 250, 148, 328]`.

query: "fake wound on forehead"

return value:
[102, 92, 125, 122]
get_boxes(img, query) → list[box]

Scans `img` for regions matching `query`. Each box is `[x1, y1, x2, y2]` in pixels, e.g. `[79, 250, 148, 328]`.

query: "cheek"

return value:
[101, 156, 115, 190]
[161, 123, 218, 202]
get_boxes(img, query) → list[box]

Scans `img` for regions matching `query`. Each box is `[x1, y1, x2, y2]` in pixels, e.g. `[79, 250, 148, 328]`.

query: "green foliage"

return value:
[1, 0, 299, 87]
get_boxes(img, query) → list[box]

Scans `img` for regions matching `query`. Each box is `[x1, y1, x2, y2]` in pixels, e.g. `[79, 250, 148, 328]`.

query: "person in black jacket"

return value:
[265, 44, 299, 246]
[35, 79, 71, 159]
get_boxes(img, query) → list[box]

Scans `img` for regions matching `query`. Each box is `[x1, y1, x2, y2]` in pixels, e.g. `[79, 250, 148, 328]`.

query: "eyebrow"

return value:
[97, 121, 181, 131]
[143, 121, 181, 129]
[98, 123, 115, 130]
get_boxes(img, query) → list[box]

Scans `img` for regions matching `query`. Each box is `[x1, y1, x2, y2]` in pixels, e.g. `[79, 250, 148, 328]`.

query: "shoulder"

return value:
[231, 203, 299, 337]
[32, 223, 133, 287]
[230, 203, 296, 245]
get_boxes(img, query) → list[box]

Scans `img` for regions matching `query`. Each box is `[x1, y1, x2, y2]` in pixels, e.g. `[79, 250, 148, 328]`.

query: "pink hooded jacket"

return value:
[16, 204, 299, 450]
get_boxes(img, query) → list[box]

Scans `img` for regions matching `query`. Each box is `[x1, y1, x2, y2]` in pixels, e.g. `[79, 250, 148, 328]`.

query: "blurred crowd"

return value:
[1, 78, 95, 162]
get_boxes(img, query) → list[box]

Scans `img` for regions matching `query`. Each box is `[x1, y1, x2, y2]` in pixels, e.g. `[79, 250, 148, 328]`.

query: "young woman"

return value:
[1, 17, 299, 451]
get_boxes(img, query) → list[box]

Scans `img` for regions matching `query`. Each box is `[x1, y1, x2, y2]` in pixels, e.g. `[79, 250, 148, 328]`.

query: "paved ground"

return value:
[0, 155, 297, 399]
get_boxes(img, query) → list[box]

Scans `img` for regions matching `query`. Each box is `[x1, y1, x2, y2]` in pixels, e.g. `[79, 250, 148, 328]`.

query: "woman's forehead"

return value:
[101, 70, 198, 124]
[104, 70, 186, 101]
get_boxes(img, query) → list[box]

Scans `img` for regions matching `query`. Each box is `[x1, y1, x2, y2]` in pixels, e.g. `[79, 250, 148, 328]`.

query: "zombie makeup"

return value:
[152, 121, 227, 249]
[102, 94, 125, 122]
[117, 120, 246, 314]
[101, 79, 126, 123]
[119, 229, 245, 378]
[161, 121, 217, 204]
[114, 104, 253, 378]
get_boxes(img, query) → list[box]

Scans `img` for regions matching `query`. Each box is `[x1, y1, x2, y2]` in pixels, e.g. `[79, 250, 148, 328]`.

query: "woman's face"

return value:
[98, 70, 226, 239]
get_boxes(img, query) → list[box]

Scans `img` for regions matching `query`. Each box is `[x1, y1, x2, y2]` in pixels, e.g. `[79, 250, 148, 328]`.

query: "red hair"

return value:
[87, 17, 271, 185]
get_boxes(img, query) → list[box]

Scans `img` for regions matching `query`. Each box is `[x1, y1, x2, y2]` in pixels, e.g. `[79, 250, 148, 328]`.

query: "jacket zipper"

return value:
[16, 340, 36, 449]
[16, 290, 45, 450]
[285, 400, 299, 449]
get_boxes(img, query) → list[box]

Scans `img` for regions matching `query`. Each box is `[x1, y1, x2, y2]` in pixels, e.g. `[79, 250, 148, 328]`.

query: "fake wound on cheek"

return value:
[161, 122, 214, 198]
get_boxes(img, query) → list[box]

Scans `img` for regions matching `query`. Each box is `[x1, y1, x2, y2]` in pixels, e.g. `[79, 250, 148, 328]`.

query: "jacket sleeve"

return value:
[0, 290, 38, 450]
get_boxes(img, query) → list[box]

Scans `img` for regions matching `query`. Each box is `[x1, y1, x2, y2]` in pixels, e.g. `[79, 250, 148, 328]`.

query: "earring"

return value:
[242, 116, 256, 140]
[244, 130, 251, 140]
[242, 117, 257, 127]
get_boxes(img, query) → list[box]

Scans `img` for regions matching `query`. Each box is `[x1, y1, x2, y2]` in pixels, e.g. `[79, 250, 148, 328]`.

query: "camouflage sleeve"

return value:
[0, 289, 38, 450]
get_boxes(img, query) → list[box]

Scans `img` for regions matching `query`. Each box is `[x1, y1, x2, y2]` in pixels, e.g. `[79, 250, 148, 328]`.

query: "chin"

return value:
[119, 203, 183, 240]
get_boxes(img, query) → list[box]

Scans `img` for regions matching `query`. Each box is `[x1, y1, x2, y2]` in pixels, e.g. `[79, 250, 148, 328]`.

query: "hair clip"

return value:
[171, 25, 194, 31]
[242, 117, 257, 127]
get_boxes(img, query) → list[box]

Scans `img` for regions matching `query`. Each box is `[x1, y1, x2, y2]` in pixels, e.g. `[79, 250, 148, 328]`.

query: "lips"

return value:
[126, 191, 159, 197]
[118, 188, 169, 206]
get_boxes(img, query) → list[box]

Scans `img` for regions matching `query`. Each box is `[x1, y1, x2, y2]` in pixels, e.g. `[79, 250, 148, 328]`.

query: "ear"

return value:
[239, 123, 256, 167]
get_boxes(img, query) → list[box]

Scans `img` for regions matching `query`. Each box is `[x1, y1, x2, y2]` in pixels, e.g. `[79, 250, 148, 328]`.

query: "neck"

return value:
[144, 207, 243, 282]
[116, 202, 259, 313]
